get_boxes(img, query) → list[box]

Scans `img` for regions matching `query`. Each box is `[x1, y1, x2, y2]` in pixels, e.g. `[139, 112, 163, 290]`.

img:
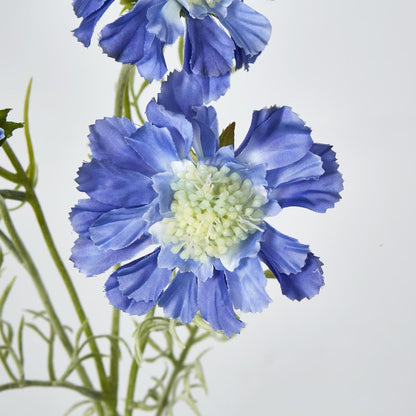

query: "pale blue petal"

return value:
[146, 99, 193, 159]
[152, 171, 175, 215]
[71, 235, 150, 276]
[191, 105, 219, 159]
[89, 205, 154, 250]
[87, 117, 148, 172]
[236, 106, 313, 170]
[268, 253, 325, 301]
[259, 224, 309, 275]
[135, 34, 167, 81]
[105, 273, 156, 315]
[218, 1, 271, 57]
[73, 0, 114, 46]
[177, 0, 232, 19]
[157, 70, 204, 116]
[125, 123, 180, 173]
[76, 159, 156, 208]
[225, 257, 271, 313]
[158, 271, 198, 323]
[197, 269, 244, 337]
[99, 0, 151, 63]
[266, 151, 324, 189]
[271, 144, 343, 213]
[116, 248, 171, 302]
[185, 15, 235, 77]
[70, 198, 115, 238]
[147, 0, 183, 44]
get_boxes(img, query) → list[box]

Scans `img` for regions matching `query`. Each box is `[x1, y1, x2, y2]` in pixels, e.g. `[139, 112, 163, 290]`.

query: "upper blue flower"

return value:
[72, 0, 271, 97]
[70, 71, 343, 337]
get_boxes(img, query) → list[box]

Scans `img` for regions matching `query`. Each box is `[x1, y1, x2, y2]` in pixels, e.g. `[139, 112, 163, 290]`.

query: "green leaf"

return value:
[219, 122, 235, 148]
[0, 109, 24, 145]
[264, 269, 276, 279]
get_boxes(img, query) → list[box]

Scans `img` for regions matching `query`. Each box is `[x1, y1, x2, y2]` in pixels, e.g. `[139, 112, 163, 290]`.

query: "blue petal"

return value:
[88, 117, 148, 172]
[76, 159, 156, 207]
[259, 224, 309, 275]
[99, 0, 151, 63]
[158, 271, 198, 323]
[178, 0, 232, 19]
[146, 99, 193, 159]
[218, 1, 271, 57]
[201, 145, 234, 167]
[135, 34, 168, 82]
[152, 171, 175, 215]
[125, 123, 180, 172]
[157, 70, 204, 116]
[73, 0, 114, 46]
[191, 105, 219, 159]
[266, 151, 324, 189]
[236, 106, 313, 170]
[89, 205, 154, 250]
[156, 243, 213, 281]
[269, 253, 325, 301]
[115, 248, 171, 302]
[197, 269, 244, 337]
[73, 0, 107, 18]
[105, 273, 156, 315]
[185, 15, 235, 77]
[147, 0, 183, 44]
[270, 144, 343, 213]
[225, 257, 271, 313]
[191, 72, 231, 102]
[71, 235, 150, 276]
[234, 44, 258, 71]
[0, 128, 4, 141]
[70, 198, 115, 237]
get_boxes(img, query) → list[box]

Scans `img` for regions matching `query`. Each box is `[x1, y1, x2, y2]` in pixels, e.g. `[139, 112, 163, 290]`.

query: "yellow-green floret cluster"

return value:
[162, 163, 266, 262]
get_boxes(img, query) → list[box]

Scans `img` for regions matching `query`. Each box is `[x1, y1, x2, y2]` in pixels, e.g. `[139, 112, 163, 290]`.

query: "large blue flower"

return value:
[72, 0, 271, 97]
[71, 71, 343, 337]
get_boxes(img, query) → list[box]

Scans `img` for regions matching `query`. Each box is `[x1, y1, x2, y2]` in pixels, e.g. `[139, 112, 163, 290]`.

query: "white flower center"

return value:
[162, 163, 266, 262]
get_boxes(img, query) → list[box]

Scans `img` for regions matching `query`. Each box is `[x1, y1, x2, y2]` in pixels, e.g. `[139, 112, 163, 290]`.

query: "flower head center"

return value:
[162, 163, 266, 262]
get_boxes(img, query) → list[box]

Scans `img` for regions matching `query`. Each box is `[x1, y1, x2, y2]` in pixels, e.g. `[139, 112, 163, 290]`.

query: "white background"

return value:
[0, 0, 415, 415]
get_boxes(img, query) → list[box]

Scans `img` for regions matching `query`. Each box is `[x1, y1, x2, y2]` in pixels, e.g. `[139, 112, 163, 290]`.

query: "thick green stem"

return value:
[155, 327, 198, 416]
[106, 309, 120, 415]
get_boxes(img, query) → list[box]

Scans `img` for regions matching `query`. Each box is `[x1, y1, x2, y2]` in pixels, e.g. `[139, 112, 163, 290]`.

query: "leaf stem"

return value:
[154, 326, 198, 416]
[0, 380, 103, 400]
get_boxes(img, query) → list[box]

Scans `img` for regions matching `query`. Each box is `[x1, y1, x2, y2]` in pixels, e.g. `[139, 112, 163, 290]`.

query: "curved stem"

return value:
[155, 326, 198, 416]
[0, 380, 103, 400]
[115, 65, 133, 118]
[124, 310, 155, 416]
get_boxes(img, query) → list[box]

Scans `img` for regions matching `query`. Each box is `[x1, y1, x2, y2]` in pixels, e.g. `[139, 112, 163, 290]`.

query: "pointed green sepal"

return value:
[264, 269, 276, 279]
[219, 122, 235, 148]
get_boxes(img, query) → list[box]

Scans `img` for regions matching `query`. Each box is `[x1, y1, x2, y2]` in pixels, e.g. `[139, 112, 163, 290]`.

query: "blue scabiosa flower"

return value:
[72, 0, 271, 97]
[70, 72, 343, 337]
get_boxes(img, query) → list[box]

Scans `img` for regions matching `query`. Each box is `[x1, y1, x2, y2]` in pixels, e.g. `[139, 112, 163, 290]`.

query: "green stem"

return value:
[124, 309, 155, 416]
[1, 142, 108, 394]
[0, 380, 103, 400]
[0, 190, 26, 201]
[0, 196, 99, 400]
[155, 327, 198, 416]
[0, 166, 19, 183]
[115, 65, 133, 118]
[23, 78, 36, 185]
[107, 309, 120, 414]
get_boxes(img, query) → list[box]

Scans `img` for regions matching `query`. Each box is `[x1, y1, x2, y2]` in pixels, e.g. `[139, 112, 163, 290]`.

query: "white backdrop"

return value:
[0, 0, 415, 415]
